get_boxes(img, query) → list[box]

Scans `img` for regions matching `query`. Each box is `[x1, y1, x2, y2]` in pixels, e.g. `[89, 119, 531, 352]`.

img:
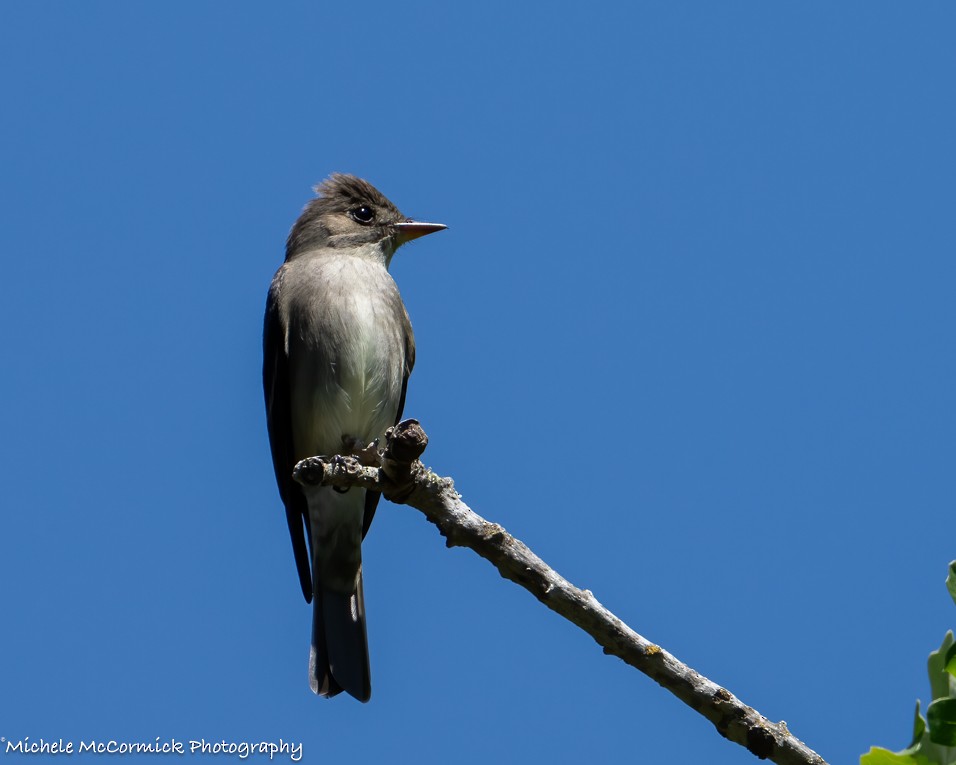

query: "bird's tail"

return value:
[309, 569, 371, 702]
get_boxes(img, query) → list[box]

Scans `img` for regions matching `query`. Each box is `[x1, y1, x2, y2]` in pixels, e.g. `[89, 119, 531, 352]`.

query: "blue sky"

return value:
[1, 3, 954, 764]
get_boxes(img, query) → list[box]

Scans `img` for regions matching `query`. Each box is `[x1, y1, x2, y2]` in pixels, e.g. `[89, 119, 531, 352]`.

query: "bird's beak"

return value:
[393, 219, 447, 244]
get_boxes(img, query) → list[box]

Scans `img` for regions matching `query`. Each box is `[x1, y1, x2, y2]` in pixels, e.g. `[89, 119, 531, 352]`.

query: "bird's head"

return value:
[286, 174, 446, 264]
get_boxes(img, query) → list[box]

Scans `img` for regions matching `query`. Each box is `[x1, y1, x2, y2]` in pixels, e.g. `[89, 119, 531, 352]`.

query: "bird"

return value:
[263, 174, 446, 702]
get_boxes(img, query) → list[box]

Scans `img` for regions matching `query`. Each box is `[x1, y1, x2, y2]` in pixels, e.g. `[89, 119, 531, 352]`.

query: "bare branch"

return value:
[293, 420, 828, 765]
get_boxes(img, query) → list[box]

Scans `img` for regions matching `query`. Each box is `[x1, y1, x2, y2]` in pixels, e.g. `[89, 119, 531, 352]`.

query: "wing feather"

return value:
[264, 282, 313, 602]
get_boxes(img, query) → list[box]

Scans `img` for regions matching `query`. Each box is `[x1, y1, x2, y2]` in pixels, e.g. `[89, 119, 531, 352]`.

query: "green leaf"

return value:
[861, 566, 956, 765]
[867, 700, 949, 765]
[860, 746, 922, 765]
[904, 701, 927, 751]
[927, 698, 956, 747]
[929, 632, 956, 702]
[945, 642, 956, 680]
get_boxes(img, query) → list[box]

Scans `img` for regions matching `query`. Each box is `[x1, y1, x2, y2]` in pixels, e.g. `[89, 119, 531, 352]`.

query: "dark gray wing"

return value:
[361, 316, 416, 538]
[263, 285, 313, 603]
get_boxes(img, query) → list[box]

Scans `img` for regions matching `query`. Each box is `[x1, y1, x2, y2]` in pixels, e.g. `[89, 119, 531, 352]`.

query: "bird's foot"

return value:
[327, 454, 355, 493]
[342, 435, 383, 468]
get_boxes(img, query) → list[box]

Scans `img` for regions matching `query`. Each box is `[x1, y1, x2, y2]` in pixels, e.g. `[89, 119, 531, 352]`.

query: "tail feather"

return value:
[309, 588, 344, 698]
[309, 570, 371, 702]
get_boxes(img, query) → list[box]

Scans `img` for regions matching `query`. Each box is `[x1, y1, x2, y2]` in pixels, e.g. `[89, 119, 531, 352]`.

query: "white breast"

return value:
[286, 252, 408, 459]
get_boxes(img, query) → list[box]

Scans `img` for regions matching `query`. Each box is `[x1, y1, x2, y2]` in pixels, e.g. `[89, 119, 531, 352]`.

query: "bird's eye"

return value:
[349, 206, 375, 224]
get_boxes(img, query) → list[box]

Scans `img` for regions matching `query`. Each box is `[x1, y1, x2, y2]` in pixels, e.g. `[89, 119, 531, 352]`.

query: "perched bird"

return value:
[263, 174, 445, 701]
